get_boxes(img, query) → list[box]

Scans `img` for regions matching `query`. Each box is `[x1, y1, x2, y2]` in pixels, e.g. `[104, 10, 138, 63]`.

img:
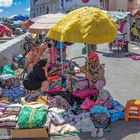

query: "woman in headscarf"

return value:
[23, 58, 49, 92]
[80, 53, 106, 91]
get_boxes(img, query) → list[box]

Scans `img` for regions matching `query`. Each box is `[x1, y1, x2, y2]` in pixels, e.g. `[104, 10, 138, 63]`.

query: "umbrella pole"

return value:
[60, 42, 64, 75]
[52, 41, 54, 64]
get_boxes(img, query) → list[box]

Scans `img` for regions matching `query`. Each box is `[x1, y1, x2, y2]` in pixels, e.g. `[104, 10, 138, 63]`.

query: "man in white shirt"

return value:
[123, 17, 130, 52]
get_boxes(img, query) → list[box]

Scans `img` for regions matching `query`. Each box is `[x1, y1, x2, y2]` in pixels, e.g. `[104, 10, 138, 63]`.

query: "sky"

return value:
[0, 0, 30, 18]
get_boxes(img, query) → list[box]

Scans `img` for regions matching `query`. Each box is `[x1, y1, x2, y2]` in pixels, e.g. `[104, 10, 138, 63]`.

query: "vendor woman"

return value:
[80, 53, 106, 91]
[23, 58, 49, 92]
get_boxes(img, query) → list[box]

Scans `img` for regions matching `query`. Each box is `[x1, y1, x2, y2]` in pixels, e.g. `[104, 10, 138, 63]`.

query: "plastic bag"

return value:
[82, 46, 87, 54]
[17, 106, 47, 128]
[1, 65, 15, 75]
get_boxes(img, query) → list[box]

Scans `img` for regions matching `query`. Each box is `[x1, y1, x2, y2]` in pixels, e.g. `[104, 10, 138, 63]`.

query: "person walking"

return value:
[123, 18, 130, 53]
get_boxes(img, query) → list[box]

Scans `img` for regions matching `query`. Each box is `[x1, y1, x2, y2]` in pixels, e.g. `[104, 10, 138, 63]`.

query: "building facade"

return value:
[59, 0, 102, 12]
[30, 0, 109, 18]
[30, 0, 59, 18]
[109, 0, 139, 12]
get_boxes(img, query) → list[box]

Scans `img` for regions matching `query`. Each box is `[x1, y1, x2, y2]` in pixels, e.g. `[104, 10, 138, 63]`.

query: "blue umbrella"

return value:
[10, 14, 29, 21]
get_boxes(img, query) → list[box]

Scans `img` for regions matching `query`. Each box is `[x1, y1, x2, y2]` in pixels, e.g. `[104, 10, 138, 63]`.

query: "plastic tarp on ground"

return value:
[29, 13, 65, 34]
[103, 11, 130, 22]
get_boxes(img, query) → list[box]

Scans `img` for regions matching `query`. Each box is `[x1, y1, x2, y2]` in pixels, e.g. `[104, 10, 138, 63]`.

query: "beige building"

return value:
[30, 0, 59, 18]
[61, 0, 101, 12]
[30, 0, 107, 18]
[109, 0, 139, 12]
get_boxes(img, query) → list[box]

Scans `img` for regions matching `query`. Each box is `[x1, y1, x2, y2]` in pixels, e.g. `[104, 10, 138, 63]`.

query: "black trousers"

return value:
[124, 41, 128, 52]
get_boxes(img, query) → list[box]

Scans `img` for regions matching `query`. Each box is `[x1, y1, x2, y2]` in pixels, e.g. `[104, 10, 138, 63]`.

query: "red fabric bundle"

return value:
[82, 0, 89, 3]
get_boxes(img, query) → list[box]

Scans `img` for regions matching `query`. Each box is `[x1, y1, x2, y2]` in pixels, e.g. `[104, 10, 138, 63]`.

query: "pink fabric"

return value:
[95, 80, 106, 91]
[47, 85, 64, 94]
[130, 55, 140, 60]
[119, 21, 125, 33]
[48, 76, 60, 83]
[115, 40, 125, 45]
[50, 48, 57, 64]
[72, 89, 97, 99]
[80, 98, 95, 110]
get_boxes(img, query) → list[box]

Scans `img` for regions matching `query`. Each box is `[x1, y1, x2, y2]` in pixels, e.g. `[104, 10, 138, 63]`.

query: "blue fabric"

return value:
[56, 41, 64, 49]
[110, 112, 125, 122]
[109, 99, 121, 107]
[1, 86, 25, 101]
[109, 99, 125, 111]
[90, 106, 110, 117]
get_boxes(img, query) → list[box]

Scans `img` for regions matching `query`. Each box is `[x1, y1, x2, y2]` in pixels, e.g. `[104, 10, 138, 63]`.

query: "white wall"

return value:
[116, 0, 128, 11]
[0, 33, 29, 67]
[109, 0, 128, 11]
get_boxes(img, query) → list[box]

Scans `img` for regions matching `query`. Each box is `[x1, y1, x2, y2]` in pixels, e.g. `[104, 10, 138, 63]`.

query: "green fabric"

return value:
[82, 47, 87, 54]
[17, 106, 47, 128]
[2, 65, 15, 75]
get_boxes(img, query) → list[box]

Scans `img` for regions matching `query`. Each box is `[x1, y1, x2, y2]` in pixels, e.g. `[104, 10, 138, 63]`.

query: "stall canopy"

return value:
[47, 7, 117, 44]
[22, 20, 34, 29]
[0, 24, 12, 37]
[104, 11, 130, 22]
[29, 13, 65, 34]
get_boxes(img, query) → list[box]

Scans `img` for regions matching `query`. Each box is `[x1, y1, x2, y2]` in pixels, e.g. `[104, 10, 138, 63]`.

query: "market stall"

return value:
[29, 13, 65, 34]
[0, 7, 126, 139]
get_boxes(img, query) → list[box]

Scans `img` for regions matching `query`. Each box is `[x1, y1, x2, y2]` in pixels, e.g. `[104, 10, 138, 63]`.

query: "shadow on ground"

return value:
[97, 50, 140, 59]
[14, 120, 140, 140]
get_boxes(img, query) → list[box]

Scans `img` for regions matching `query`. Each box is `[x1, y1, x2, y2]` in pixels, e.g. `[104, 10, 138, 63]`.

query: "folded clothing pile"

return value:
[0, 74, 24, 102]
[1, 86, 25, 101]
[0, 74, 20, 89]
[0, 105, 21, 127]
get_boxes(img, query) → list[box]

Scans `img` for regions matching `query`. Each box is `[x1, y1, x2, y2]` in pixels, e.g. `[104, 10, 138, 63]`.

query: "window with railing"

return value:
[43, 6, 45, 13]
[40, 7, 42, 13]
[34, 0, 38, 5]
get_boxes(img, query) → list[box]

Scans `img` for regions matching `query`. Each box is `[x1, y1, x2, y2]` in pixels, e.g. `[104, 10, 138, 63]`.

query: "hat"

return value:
[88, 53, 99, 60]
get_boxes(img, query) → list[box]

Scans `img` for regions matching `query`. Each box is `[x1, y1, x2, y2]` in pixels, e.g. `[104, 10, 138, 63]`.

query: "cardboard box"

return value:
[10, 128, 48, 138]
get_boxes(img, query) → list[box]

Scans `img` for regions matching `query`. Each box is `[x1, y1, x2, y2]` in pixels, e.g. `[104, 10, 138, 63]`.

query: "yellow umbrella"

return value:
[47, 7, 117, 44]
